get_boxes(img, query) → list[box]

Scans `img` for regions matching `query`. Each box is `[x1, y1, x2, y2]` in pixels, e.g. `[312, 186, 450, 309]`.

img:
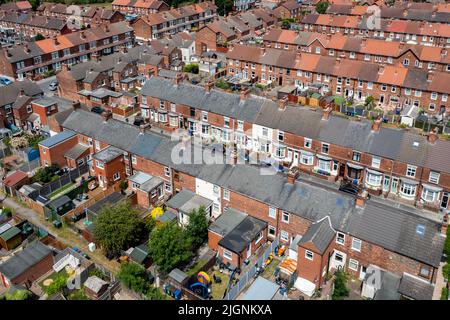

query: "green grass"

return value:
[67, 288, 89, 300]
[186, 259, 206, 277]
[39, 269, 68, 291]
[261, 258, 281, 279]
[48, 182, 76, 200]
[210, 271, 229, 300]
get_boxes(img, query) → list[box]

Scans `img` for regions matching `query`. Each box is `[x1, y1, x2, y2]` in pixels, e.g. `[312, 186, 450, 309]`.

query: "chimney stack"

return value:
[72, 101, 81, 109]
[427, 71, 434, 82]
[361, 38, 367, 47]
[230, 143, 238, 166]
[441, 213, 448, 236]
[19, 89, 25, 97]
[287, 166, 299, 184]
[101, 110, 112, 122]
[24, 44, 31, 53]
[278, 97, 287, 111]
[427, 127, 438, 144]
[240, 88, 250, 101]
[54, 37, 59, 46]
[322, 105, 332, 120]
[356, 190, 368, 207]
[139, 124, 146, 135]
[61, 63, 69, 72]
[378, 66, 385, 74]
[174, 72, 183, 85]
[80, 31, 86, 39]
[205, 81, 214, 93]
[398, 42, 404, 51]
[372, 116, 382, 132]
[260, 47, 266, 56]
[91, 52, 99, 62]
[5, 49, 11, 57]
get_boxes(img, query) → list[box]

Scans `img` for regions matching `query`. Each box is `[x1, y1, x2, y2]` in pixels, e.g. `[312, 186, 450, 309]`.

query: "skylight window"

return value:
[416, 224, 425, 236]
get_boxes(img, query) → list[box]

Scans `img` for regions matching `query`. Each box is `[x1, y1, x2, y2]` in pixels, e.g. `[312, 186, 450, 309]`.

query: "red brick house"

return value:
[38, 130, 78, 168]
[92, 145, 125, 189]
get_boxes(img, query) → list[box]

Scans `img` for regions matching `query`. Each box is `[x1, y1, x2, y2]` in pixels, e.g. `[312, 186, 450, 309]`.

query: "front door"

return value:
[441, 192, 449, 209]
[293, 151, 299, 166]
[246, 243, 251, 259]
[359, 266, 367, 281]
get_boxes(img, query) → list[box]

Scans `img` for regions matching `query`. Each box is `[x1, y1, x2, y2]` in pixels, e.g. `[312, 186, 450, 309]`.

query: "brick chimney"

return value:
[5, 49, 11, 57]
[260, 47, 266, 56]
[80, 31, 86, 39]
[205, 81, 214, 93]
[441, 49, 448, 57]
[72, 101, 81, 109]
[378, 66, 385, 74]
[19, 88, 25, 97]
[61, 63, 69, 72]
[139, 124, 146, 135]
[322, 105, 332, 120]
[24, 44, 31, 53]
[240, 88, 250, 101]
[426, 71, 434, 82]
[54, 37, 59, 46]
[287, 166, 299, 184]
[101, 110, 112, 122]
[427, 127, 438, 144]
[371, 116, 382, 132]
[91, 52, 99, 62]
[441, 213, 448, 236]
[173, 73, 183, 85]
[120, 45, 128, 54]
[230, 143, 238, 166]
[104, 25, 110, 33]
[361, 38, 367, 47]
[278, 97, 287, 111]
[356, 190, 368, 207]
[398, 42, 404, 51]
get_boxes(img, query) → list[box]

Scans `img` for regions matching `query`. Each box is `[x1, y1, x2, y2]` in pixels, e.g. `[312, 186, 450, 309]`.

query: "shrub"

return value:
[443, 263, 450, 281]
[183, 63, 199, 74]
[215, 79, 230, 90]
[441, 287, 449, 300]
[32, 164, 60, 183]
[44, 273, 69, 296]
[316, 1, 329, 14]
[117, 262, 150, 294]
[332, 269, 349, 300]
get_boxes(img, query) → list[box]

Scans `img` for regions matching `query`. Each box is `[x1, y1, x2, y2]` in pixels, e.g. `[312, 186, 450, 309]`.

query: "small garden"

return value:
[117, 262, 166, 300]
[32, 164, 60, 183]
[183, 63, 199, 74]
[332, 269, 349, 300]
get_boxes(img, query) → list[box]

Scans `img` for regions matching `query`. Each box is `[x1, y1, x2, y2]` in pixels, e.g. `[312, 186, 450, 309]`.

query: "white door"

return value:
[329, 250, 346, 271]
[246, 243, 251, 259]
[293, 151, 299, 166]
[359, 265, 367, 281]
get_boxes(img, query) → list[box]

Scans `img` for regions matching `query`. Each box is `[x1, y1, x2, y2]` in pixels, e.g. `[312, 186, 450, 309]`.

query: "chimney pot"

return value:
[101, 110, 112, 122]
[371, 116, 382, 132]
[72, 101, 81, 109]
[427, 71, 434, 82]
[173, 73, 183, 85]
[427, 127, 438, 144]
[19, 89, 25, 96]
[240, 88, 250, 101]
[205, 81, 214, 93]
[287, 166, 299, 184]
[322, 105, 332, 120]
[278, 97, 287, 111]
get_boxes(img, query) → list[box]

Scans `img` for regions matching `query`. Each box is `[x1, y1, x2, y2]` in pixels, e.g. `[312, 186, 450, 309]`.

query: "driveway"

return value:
[36, 76, 57, 96]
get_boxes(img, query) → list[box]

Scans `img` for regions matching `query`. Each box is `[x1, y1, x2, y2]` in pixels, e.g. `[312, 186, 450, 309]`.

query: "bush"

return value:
[2, 207, 12, 217]
[44, 273, 69, 296]
[443, 263, 450, 281]
[88, 268, 107, 281]
[183, 63, 199, 74]
[1, 289, 33, 300]
[32, 164, 60, 183]
[43, 70, 56, 78]
[444, 227, 450, 257]
[117, 262, 150, 294]
[441, 287, 449, 300]
[316, 1, 329, 14]
[215, 79, 230, 90]
[332, 269, 349, 300]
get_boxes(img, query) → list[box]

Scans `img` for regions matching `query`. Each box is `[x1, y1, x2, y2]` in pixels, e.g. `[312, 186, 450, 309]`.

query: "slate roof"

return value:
[64, 143, 89, 160]
[61, 109, 446, 266]
[166, 189, 213, 215]
[298, 216, 335, 254]
[398, 273, 434, 300]
[0, 241, 52, 280]
[93, 146, 123, 163]
[219, 216, 267, 253]
[38, 130, 75, 148]
[209, 208, 247, 237]
[86, 191, 126, 216]
[0, 81, 43, 107]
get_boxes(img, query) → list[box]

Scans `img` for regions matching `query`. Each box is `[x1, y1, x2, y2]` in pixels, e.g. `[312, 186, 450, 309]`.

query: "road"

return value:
[36, 76, 76, 112]
[1, 196, 121, 274]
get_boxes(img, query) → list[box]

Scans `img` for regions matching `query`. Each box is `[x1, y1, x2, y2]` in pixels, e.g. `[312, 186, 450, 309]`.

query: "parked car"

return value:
[0, 77, 12, 86]
[91, 106, 104, 114]
[338, 183, 359, 196]
[48, 80, 58, 91]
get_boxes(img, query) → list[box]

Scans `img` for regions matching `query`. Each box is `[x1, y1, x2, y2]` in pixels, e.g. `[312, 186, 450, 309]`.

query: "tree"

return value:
[281, 19, 291, 30]
[93, 200, 146, 257]
[183, 63, 199, 74]
[32, 164, 60, 183]
[332, 269, 349, 300]
[148, 221, 192, 273]
[1, 289, 33, 300]
[30, 0, 41, 11]
[215, 0, 233, 16]
[185, 206, 208, 249]
[365, 95, 375, 109]
[34, 33, 45, 41]
[315, 1, 329, 14]
[117, 262, 150, 294]
[146, 286, 166, 300]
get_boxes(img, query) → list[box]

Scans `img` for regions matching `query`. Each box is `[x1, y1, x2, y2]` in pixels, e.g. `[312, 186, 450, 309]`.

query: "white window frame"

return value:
[336, 232, 345, 245]
[406, 165, 416, 178]
[113, 172, 120, 181]
[348, 259, 359, 271]
[223, 249, 232, 261]
[351, 237, 362, 252]
[282, 211, 289, 223]
[305, 250, 314, 261]
[429, 171, 440, 184]
[268, 207, 276, 219]
[280, 230, 289, 242]
[164, 166, 170, 177]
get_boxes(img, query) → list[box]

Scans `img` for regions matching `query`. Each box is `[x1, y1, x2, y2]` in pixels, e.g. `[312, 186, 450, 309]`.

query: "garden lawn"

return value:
[210, 271, 229, 300]
[48, 182, 76, 200]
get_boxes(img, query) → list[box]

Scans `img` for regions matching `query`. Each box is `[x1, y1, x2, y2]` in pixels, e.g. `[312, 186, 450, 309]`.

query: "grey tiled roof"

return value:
[219, 216, 267, 254]
[61, 110, 446, 266]
[298, 216, 335, 254]
[0, 241, 52, 280]
[398, 273, 434, 300]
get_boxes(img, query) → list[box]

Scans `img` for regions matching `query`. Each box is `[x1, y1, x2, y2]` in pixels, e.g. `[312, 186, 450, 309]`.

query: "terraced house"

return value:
[45, 108, 446, 296]
[36, 3, 125, 28]
[139, 76, 450, 215]
[111, 0, 169, 15]
[326, 2, 450, 23]
[225, 44, 449, 114]
[262, 29, 450, 72]
[0, 11, 71, 40]
[299, 13, 450, 47]
[0, 21, 134, 80]
[132, 2, 217, 40]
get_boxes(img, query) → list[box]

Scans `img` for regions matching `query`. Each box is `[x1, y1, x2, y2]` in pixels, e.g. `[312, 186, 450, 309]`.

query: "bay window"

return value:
[317, 158, 331, 172]
[421, 184, 442, 203]
[365, 169, 382, 187]
[300, 151, 314, 165]
[400, 181, 417, 199]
